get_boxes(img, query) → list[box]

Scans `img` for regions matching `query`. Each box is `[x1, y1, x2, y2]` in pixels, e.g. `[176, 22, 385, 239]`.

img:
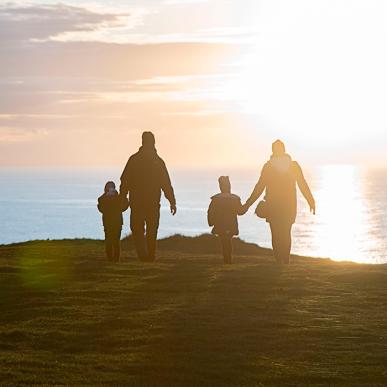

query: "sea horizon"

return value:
[1, 164, 386, 264]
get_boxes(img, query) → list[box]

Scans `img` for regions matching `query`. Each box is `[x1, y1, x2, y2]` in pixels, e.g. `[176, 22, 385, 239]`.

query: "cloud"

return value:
[0, 127, 47, 142]
[0, 39, 242, 79]
[0, 3, 127, 45]
[0, 74, 237, 129]
[0, 0, 246, 166]
[0, 1, 256, 45]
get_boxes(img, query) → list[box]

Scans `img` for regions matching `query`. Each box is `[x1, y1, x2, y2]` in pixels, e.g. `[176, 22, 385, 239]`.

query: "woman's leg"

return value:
[270, 222, 292, 264]
[269, 222, 281, 264]
[280, 223, 292, 264]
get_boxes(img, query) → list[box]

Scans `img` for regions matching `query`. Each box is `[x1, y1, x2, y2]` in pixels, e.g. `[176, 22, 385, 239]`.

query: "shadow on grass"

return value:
[0, 237, 386, 386]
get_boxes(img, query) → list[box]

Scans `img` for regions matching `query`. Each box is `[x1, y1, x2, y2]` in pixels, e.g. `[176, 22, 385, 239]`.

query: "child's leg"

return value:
[105, 230, 113, 260]
[220, 233, 233, 264]
[113, 229, 122, 262]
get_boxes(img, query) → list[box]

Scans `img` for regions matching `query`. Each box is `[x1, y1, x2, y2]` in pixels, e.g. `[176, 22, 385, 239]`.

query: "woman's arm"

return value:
[295, 162, 315, 214]
[242, 167, 267, 212]
[236, 197, 245, 216]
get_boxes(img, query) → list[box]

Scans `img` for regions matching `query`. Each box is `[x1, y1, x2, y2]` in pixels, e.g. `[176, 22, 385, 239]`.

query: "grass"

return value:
[0, 235, 386, 386]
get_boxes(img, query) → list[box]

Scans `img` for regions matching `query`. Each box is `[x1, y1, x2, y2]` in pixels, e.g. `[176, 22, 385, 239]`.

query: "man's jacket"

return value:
[120, 146, 176, 208]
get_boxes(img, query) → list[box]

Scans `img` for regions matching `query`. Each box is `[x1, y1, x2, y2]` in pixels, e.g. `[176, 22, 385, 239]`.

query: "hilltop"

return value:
[0, 235, 386, 386]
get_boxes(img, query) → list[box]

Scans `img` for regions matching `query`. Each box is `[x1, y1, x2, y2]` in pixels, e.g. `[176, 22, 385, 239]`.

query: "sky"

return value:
[1, 0, 387, 168]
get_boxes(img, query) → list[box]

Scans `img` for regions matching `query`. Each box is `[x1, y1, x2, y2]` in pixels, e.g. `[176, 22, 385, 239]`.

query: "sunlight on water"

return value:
[304, 165, 382, 263]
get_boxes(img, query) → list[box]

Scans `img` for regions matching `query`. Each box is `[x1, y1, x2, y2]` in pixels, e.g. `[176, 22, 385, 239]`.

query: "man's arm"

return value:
[207, 199, 215, 226]
[119, 158, 132, 197]
[295, 162, 315, 214]
[160, 159, 176, 215]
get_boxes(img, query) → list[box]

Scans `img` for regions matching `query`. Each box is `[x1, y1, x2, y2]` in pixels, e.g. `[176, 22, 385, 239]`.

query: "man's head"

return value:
[272, 139, 286, 156]
[142, 131, 156, 147]
[218, 176, 231, 194]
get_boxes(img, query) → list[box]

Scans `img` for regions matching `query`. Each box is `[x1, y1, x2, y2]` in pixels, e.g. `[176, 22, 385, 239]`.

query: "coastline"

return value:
[2, 233, 386, 265]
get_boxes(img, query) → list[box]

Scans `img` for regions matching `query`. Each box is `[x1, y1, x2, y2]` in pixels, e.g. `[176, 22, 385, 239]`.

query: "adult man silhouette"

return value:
[120, 132, 176, 262]
[242, 140, 315, 264]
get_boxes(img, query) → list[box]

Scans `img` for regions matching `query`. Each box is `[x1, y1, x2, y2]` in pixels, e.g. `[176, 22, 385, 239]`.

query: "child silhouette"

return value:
[98, 181, 129, 262]
[207, 176, 244, 264]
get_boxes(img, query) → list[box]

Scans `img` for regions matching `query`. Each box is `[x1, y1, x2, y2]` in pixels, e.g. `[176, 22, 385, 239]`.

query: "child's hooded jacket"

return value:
[98, 190, 129, 230]
[207, 193, 242, 236]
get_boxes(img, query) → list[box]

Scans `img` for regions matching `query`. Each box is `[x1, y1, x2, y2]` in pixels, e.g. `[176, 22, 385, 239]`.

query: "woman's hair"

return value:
[272, 139, 286, 155]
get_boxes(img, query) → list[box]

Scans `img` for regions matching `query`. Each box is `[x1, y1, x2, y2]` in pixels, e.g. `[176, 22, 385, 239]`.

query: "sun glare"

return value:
[310, 165, 379, 262]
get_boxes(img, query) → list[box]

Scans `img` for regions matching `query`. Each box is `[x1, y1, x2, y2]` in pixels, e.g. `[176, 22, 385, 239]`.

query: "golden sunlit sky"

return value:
[1, 0, 386, 168]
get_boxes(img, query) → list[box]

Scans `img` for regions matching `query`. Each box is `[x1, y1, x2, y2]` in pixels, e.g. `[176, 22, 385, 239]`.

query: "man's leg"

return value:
[130, 207, 148, 261]
[220, 233, 233, 264]
[145, 205, 160, 262]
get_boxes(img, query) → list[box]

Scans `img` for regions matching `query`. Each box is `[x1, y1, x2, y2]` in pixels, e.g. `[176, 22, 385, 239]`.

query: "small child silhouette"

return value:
[207, 176, 244, 264]
[97, 181, 129, 262]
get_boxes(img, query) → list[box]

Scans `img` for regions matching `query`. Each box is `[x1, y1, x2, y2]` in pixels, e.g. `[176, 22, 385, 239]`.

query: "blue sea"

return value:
[0, 166, 386, 263]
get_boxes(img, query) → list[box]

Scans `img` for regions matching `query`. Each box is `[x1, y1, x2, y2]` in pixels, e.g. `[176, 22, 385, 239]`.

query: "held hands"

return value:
[170, 203, 177, 216]
[239, 203, 250, 215]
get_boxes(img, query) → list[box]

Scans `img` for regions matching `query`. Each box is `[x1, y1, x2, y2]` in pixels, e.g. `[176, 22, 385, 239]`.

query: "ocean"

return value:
[0, 165, 386, 263]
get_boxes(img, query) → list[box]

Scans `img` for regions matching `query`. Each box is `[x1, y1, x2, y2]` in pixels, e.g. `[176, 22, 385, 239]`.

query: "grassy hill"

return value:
[0, 235, 386, 386]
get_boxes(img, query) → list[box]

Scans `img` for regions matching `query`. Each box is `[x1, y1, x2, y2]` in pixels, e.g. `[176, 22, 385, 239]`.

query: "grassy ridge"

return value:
[0, 236, 386, 386]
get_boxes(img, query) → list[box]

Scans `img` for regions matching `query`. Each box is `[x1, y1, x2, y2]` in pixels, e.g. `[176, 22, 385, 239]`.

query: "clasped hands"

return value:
[239, 203, 250, 215]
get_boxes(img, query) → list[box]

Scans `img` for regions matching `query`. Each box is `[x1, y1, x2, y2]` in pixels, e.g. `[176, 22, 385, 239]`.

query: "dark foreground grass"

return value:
[0, 236, 386, 386]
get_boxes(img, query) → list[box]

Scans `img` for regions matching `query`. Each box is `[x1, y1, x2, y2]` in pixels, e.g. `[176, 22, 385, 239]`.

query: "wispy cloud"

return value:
[0, 2, 269, 167]
[0, 3, 129, 45]
[0, 127, 48, 142]
[0, 1, 254, 45]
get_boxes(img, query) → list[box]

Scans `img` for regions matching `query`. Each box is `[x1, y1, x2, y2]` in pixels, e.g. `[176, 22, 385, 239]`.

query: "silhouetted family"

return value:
[98, 132, 315, 264]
